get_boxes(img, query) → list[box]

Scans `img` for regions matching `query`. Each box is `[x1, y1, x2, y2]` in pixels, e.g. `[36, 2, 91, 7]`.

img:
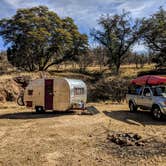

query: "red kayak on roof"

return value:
[131, 75, 166, 85]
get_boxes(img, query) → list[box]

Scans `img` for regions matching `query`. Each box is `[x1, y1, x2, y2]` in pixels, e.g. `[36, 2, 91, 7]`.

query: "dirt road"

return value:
[0, 102, 165, 166]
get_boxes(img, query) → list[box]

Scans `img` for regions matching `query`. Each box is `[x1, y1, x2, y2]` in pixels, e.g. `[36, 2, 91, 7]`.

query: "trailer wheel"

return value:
[152, 106, 162, 120]
[35, 106, 45, 113]
[129, 101, 137, 112]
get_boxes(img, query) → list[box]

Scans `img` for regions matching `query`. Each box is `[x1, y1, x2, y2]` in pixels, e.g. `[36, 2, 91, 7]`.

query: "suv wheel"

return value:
[152, 106, 162, 120]
[35, 106, 45, 113]
[129, 101, 137, 112]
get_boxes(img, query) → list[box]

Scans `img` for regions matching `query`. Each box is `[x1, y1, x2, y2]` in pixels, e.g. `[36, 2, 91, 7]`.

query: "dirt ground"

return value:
[0, 102, 165, 166]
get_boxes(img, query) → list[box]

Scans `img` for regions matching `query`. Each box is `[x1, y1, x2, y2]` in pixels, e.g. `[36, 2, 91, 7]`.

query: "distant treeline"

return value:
[0, 6, 165, 74]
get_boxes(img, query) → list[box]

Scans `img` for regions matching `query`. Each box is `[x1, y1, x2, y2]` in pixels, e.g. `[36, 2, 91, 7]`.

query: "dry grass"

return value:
[119, 64, 155, 78]
[0, 64, 165, 165]
[0, 63, 155, 80]
[0, 102, 165, 166]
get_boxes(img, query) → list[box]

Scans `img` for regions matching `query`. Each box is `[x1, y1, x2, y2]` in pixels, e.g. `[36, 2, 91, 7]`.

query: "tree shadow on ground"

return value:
[0, 111, 74, 120]
[0, 106, 99, 120]
[103, 110, 166, 126]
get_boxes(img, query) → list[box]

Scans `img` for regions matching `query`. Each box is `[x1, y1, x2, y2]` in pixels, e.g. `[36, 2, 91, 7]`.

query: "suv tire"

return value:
[152, 106, 162, 120]
[129, 101, 138, 112]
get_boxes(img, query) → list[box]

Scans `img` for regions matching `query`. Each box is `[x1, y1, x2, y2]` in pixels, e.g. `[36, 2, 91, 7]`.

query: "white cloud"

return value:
[132, 43, 148, 53]
[116, 0, 166, 18]
[3, 0, 23, 7]
[1, 0, 166, 31]
[0, 0, 166, 51]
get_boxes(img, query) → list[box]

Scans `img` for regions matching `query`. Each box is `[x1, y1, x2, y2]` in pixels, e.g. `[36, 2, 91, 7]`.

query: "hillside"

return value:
[0, 64, 155, 103]
[0, 63, 166, 165]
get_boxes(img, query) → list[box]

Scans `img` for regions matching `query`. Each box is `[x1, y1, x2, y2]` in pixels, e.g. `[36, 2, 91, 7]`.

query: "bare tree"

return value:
[92, 46, 108, 72]
[91, 11, 142, 74]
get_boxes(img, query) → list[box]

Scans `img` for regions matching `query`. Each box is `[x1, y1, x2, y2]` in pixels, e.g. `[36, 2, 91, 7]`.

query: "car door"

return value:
[141, 87, 153, 108]
[136, 87, 143, 106]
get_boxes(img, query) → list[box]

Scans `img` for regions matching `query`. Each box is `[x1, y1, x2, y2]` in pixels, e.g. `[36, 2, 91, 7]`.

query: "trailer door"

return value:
[45, 79, 54, 110]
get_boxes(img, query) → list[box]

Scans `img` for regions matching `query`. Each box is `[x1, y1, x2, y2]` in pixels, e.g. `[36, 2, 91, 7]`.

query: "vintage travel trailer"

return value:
[22, 78, 87, 112]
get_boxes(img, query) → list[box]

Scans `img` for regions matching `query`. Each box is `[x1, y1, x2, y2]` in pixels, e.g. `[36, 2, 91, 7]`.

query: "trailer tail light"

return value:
[28, 90, 33, 96]
[26, 101, 32, 107]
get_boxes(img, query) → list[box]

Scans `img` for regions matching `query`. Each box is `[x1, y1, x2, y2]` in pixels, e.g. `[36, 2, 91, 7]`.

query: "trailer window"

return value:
[74, 88, 84, 95]
[28, 90, 33, 96]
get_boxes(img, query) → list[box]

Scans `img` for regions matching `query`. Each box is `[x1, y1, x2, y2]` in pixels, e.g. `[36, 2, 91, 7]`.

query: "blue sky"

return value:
[0, 0, 166, 52]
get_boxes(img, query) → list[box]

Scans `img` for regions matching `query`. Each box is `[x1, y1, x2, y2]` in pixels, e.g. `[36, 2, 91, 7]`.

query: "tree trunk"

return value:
[115, 63, 120, 74]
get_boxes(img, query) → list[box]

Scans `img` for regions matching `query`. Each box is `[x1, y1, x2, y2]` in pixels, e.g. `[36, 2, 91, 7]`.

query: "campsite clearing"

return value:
[0, 102, 165, 166]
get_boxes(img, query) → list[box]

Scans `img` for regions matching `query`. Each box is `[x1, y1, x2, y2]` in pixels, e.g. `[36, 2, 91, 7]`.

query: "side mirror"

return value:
[146, 93, 151, 97]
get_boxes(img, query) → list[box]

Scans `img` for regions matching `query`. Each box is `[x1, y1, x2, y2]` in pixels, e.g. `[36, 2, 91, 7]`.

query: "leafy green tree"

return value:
[141, 7, 166, 68]
[0, 6, 88, 71]
[91, 11, 142, 74]
[44, 17, 89, 70]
